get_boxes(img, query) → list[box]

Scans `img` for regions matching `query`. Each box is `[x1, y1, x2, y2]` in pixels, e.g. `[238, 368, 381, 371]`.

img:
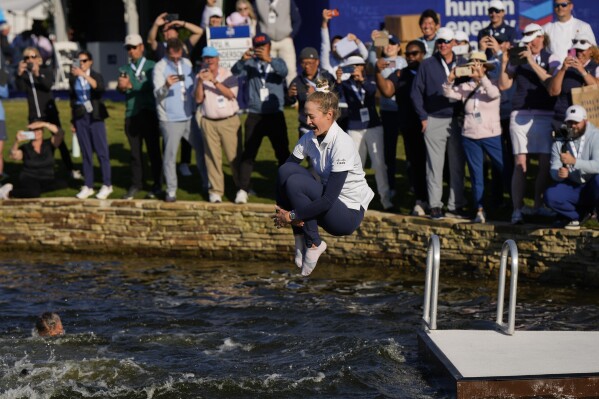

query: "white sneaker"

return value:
[381, 193, 393, 210]
[411, 200, 427, 216]
[565, 220, 581, 230]
[511, 208, 523, 224]
[178, 163, 192, 177]
[301, 241, 327, 276]
[234, 189, 248, 204]
[0, 183, 13, 200]
[95, 185, 113, 200]
[294, 235, 306, 268]
[473, 209, 486, 224]
[71, 170, 83, 180]
[76, 186, 95, 199]
[209, 192, 222, 203]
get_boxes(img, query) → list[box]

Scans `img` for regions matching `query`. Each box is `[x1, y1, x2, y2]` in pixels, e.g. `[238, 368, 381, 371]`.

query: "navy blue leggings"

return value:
[545, 174, 599, 221]
[277, 162, 364, 247]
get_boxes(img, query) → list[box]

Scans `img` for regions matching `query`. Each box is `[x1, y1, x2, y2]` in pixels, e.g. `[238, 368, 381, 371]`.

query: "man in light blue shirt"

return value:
[153, 38, 202, 202]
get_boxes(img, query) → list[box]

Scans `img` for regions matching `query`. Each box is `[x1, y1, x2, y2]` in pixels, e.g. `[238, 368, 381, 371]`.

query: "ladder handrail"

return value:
[496, 239, 519, 335]
[422, 235, 440, 331]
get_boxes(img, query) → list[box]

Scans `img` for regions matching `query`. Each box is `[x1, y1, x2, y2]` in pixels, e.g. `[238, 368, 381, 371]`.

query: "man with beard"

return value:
[375, 40, 429, 216]
[545, 105, 599, 230]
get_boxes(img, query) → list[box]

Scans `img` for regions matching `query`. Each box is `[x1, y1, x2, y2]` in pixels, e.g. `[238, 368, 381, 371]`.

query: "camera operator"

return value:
[545, 105, 599, 230]
[1, 121, 68, 199]
[15, 47, 78, 179]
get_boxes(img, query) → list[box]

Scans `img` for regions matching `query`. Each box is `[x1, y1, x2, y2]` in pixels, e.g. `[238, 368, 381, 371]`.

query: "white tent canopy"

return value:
[1, 0, 48, 41]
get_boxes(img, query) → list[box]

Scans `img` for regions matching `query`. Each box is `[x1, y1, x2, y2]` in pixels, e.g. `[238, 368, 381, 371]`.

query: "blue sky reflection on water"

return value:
[0, 252, 598, 398]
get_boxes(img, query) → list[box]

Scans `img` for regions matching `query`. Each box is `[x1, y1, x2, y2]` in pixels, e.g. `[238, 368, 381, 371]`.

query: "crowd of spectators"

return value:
[0, 0, 598, 230]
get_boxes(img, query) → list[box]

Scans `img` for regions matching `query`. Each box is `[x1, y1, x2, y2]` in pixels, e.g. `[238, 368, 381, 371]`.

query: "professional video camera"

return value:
[553, 124, 574, 168]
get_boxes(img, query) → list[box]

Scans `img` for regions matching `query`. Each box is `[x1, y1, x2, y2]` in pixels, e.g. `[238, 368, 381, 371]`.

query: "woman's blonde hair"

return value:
[306, 80, 340, 120]
[236, 0, 256, 20]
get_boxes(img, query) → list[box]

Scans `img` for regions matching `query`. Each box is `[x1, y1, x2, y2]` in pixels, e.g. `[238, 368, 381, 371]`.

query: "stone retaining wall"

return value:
[1, 199, 598, 285]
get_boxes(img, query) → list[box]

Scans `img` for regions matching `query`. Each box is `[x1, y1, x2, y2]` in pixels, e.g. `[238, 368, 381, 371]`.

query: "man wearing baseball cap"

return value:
[545, 105, 599, 230]
[411, 26, 467, 220]
[287, 47, 336, 139]
[231, 33, 289, 204]
[117, 34, 163, 200]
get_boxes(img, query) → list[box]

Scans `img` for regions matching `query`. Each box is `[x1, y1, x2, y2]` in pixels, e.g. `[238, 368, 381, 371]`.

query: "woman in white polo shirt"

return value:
[273, 81, 374, 277]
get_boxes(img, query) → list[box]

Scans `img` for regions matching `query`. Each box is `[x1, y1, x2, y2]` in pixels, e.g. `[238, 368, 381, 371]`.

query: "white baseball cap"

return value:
[454, 30, 469, 43]
[521, 23, 544, 43]
[565, 105, 587, 123]
[124, 34, 143, 47]
[436, 27, 455, 42]
[572, 31, 596, 51]
[488, 1, 506, 11]
[342, 55, 366, 66]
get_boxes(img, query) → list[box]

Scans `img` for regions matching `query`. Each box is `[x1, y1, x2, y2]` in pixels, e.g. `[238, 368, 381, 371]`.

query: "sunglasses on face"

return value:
[79, 59, 90, 63]
[436, 39, 452, 45]
[405, 50, 422, 57]
[125, 45, 138, 50]
[488, 8, 503, 14]
[523, 30, 541, 36]
[23, 55, 38, 60]
[572, 39, 591, 45]
[554, 2, 571, 8]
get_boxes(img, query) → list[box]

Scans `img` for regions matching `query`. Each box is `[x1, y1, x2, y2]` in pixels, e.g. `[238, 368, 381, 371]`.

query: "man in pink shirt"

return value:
[194, 47, 242, 203]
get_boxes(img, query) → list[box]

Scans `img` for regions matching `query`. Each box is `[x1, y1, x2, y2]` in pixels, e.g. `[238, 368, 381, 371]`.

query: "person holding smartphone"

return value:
[547, 32, 599, 131]
[15, 47, 79, 180]
[69, 50, 112, 200]
[337, 55, 392, 211]
[1, 121, 68, 199]
[368, 32, 407, 199]
[498, 23, 560, 223]
[117, 34, 163, 200]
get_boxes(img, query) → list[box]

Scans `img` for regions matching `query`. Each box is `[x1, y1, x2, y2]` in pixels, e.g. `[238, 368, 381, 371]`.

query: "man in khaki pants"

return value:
[194, 46, 242, 203]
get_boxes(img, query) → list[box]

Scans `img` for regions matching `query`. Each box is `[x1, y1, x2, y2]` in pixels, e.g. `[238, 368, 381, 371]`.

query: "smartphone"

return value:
[508, 46, 528, 65]
[568, 48, 577, 58]
[165, 13, 179, 23]
[330, 9, 339, 17]
[341, 65, 355, 74]
[22, 131, 36, 140]
[72, 59, 80, 69]
[388, 60, 397, 69]
[177, 74, 185, 81]
[455, 66, 472, 77]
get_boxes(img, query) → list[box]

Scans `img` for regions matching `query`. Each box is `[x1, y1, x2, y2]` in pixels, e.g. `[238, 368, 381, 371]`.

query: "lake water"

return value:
[1, 252, 598, 398]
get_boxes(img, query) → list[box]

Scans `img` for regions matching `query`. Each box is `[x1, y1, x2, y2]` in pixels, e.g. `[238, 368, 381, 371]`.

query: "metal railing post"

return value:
[423, 235, 440, 331]
[496, 240, 519, 335]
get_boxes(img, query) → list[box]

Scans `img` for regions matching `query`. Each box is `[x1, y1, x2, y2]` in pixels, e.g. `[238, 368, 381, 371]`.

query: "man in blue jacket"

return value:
[231, 33, 289, 204]
[411, 27, 466, 220]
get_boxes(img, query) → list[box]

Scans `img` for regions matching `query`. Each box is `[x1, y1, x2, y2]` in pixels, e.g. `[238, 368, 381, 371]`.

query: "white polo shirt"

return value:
[292, 121, 374, 211]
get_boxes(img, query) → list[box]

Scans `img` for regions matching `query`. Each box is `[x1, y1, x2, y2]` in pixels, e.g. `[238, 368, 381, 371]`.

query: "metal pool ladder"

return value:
[421, 235, 519, 335]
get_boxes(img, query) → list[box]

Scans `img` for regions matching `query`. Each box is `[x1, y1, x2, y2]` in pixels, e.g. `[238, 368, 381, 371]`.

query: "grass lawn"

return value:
[5, 97, 587, 227]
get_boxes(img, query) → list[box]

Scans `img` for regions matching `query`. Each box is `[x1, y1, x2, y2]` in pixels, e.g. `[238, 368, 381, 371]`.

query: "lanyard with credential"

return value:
[78, 75, 90, 102]
[440, 57, 453, 77]
[130, 57, 146, 80]
[176, 61, 186, 101]
[350, 80, 366, 106]
[565, 135, 586, 182]
[258, 61, 272, 88]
